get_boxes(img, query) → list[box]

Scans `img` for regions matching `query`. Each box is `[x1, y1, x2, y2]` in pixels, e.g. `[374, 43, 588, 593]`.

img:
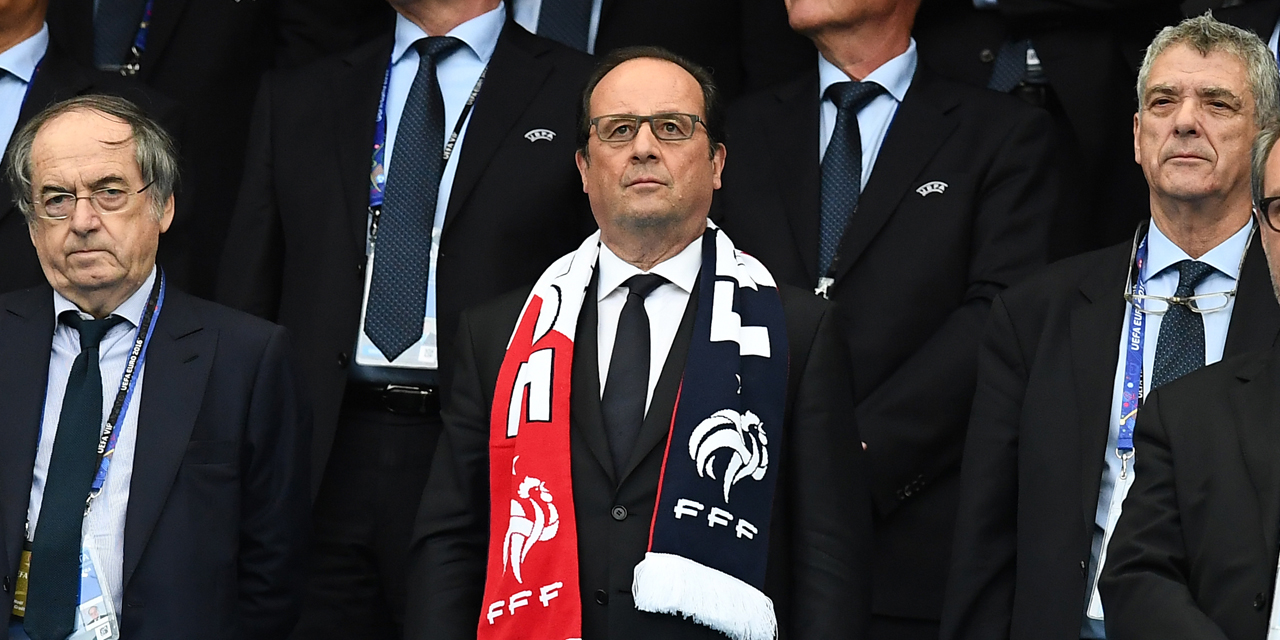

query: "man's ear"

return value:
[711, 143, 726, 190]
[159, 193, 175, 233]
[575, 149, 590, 193]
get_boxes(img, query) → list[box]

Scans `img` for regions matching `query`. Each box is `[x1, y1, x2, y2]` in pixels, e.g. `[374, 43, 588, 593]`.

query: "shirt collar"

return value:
[392, 2, 505, 66]
[54, 266, 157, 328]
[1143, 216, 1253, 283]
[818, 37, 916, 104]
[597, 230, 704, 301]
[0, 23, 49, 84]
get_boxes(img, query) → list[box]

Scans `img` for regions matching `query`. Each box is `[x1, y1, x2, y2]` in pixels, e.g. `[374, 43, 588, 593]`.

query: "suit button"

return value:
[337, 352, 349, 367]
[1256, 593, 1266, 610]
[611, 505, 627, 521]
[980, 48, 995, 63]
[356, 261, 364, 274]
[594, 589, 608, 605]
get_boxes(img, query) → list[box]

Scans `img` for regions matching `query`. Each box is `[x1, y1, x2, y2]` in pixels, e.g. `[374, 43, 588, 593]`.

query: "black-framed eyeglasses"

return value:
[36, 181, 154, 221]
[589, 113, 704, 143]
[1255, 195, 1280, 232]
[1122, 220, 1250, 315]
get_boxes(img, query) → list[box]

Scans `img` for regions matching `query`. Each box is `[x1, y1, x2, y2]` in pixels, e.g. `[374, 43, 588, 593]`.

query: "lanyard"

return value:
[119, 0, 155, 76]
[86, 270, 165, 507]
[1117, 231, 1149, 463]
[367, 49, 487, 214]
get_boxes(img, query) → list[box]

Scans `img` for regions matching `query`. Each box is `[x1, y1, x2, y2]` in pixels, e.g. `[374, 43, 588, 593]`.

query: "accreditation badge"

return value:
[1086, 459, 1137, 621]
[70, 537, 119, 640]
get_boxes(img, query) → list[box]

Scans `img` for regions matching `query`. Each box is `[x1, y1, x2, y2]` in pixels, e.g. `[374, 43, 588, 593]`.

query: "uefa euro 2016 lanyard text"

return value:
[12, 272, 166, 633]
[366, 54, 487, 252]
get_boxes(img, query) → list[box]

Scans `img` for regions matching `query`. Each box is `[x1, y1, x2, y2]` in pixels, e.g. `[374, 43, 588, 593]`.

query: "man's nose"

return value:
[629, 121, 661, 160]
[66, 197, 104, 234]
[1172, 100, 1201, 136]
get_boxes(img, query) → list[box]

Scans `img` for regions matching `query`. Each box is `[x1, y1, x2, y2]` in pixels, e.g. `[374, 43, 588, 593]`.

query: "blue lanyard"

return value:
[1118, 234, 1148, 456]
[119, 0, 155, 76]
[87, 271, 166, 503]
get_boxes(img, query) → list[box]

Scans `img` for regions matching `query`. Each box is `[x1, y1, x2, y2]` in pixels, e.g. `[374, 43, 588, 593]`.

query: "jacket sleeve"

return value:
[939, 296, 1025, 640]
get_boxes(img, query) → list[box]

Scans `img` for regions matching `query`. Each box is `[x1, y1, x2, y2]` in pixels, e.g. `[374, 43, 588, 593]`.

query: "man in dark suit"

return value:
[1217, 0, 1280, 47]
[913, 0, 1181, 257]
[407, 48, 871, 640]
[216, 0, 595, 637]
[714, 1, 1058, 637]
[942, 15, 1280, 640]
[1096, 121, 1280, 640]
[0, 95, 309, 640]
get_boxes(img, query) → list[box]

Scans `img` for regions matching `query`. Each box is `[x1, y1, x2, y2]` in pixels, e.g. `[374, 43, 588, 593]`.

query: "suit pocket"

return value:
[184, 439, 237, 465]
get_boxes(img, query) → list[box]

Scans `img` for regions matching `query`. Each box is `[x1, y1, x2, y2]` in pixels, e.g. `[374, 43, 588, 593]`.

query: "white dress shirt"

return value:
[817, 39, 917, 191]
[596, 236, 702, 413]
[510, 0, 605, 53]
[27, 267, 158, 616]
[0, 24, 48, 154]
[1082, 218, 1253, 638]
[354, 5, 504, 370]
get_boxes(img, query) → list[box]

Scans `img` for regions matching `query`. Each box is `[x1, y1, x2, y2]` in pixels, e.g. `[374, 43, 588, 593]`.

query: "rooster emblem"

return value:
[688, 409, 769, 503]
[503, 476, 559, 584]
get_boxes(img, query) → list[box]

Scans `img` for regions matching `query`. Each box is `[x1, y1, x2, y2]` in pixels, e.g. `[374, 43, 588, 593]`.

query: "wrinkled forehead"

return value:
[31, 110, 139, 185]
[590, 58, 705, 117]
[1144, 43, 1251, 99]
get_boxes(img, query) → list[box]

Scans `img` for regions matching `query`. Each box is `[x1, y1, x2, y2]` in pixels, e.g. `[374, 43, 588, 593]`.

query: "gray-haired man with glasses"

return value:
[943, 14, 1280, 640]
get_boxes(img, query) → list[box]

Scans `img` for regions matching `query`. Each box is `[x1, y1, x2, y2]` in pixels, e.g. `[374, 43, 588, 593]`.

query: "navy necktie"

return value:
[601, 274, 667, 475]
[537, 0, 593, 52]
[24, 312, 125, 640]
[987, 39, 1031, 92]
[364, 36, 463, 361]
[1151, 260, 1216, 390]
[93, 0, 149, 69]
[819, 81, 884, 279]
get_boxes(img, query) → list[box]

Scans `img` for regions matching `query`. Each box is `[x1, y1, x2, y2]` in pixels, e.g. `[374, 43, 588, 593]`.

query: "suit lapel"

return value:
[572, 274, 615, 483]
[137, 0, 192, 80]
[834, 68, 959, 282]
[619, 279, 699, 485]
[0, 288, 54, 576]
[122, 290, 215, 588]
[441, 22, 553, 236]
[334, 37, 393, 256]
[1223, 232, 1280, 356]
[767, 75, 822, 285]
[1071, 245, 1129, 536]
[1231, 353, 1280, 553]
[46, 0, 95, 66]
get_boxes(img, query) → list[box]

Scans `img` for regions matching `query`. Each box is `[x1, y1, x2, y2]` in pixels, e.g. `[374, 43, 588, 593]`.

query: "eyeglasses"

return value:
[589, 113, 704, 143]
[36, 182, 154, 221]
[1122, 221, 1251, 315]
[1256, 195, 1280, 232]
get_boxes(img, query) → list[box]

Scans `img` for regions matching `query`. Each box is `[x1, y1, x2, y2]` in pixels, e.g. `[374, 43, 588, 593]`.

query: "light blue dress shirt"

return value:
[27, 267, 157, 617]
[1082, 218, 1253, 638]
[0, 24, 48, 154]
[355, 5, 504, 371]
[817, 39, 917, 191]
[511, 0, 605, 53]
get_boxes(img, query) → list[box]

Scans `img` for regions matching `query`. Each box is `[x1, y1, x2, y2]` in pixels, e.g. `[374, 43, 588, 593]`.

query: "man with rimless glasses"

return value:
[943, 15, 1280, 640]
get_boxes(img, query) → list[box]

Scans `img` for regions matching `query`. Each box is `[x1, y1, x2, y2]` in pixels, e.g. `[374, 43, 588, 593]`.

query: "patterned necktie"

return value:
[24, 313, 125, 640]
[601, 274, 668, 475]
[1151, 260, 1216, 390]
[819, 81, 884, 279]
[536, 0, 593, 52]
[364, 36, 464, 361]
[93, 0, 149, 69]
[987, 39, 1031, 92]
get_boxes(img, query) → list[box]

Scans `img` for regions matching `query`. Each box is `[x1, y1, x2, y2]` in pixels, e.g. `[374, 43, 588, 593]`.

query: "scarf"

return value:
[478, 224, 788, 640]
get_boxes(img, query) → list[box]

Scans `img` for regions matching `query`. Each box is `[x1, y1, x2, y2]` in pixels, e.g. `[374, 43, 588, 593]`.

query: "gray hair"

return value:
[1251, 124, 1280, 211]
[1137, 13, 1280, 129]
[5, 94, 178, 225]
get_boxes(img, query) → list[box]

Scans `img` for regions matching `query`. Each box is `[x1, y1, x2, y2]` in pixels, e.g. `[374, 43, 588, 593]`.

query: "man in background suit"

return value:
[1218, 0, 1280, 52]
[216, 0, 595, 636]
[913, 0, 1181, 257]
[1097, 120, 1280, 640]
[408, 46, 871, 640]
[943, 15, 1280, 640]
[714, 0, 1059, 637]
[0, 94, 309, 640]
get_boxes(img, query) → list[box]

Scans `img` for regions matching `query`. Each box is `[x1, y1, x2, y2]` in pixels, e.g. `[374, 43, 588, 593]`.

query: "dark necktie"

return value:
[819, 81, 884, 279]
[537, 0, 593, 52]
[987, 39, 1031, 92]
[601, 274, 667, 475]
[364, 36, 463, 361]
[94, 0, 149, 69]
[24, 312, 125, 640]
[1151, 260, 1216, 390]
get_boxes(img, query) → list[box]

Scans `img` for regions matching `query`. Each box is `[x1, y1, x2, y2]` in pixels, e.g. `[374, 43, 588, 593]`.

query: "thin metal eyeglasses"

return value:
[589, 113, 705, 143]
[1122, 220, 1251, 315]
[36, 181, 154, 221]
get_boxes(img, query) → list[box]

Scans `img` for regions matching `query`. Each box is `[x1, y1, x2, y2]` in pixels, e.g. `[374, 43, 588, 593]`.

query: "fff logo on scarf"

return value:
[486, 581, 565, 625]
